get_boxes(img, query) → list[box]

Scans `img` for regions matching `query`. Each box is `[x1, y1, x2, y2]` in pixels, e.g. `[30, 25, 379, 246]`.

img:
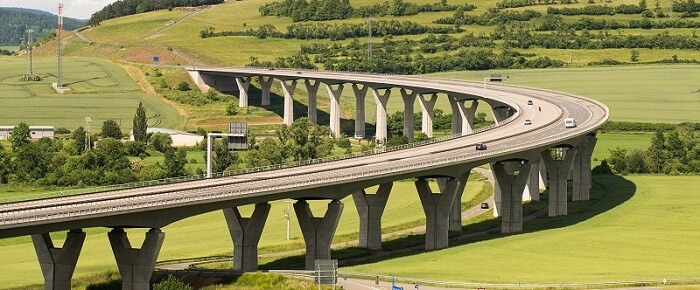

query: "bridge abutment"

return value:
[573, 134, 597, 201]
[415, 173, 467, 250]
[352, 183, 393, 250]
[108, 228, 164, 290]
[294, 200, 343, 270]
[223, 203, 271, 271]
[418, 93, 437, 137]
[492, 161, 531, 233]
[542, 147, 577, 217]
[32, 229, 85, 290]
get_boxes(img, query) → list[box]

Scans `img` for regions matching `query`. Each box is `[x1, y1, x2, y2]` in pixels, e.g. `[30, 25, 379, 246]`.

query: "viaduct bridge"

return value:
[0, 67, 608, 290]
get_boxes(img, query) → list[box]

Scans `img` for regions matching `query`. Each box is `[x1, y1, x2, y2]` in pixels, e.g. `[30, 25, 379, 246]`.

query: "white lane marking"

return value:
[345, 280, 382, 290]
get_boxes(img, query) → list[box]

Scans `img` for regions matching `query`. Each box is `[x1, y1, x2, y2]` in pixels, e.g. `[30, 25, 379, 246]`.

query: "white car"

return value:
[564, 118, 576, 128]
[524, 119, 532, 125]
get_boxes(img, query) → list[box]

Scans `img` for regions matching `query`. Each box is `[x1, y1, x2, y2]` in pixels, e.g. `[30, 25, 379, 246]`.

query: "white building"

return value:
[0, 126, 54, 140]
[130, 128, 204, 147]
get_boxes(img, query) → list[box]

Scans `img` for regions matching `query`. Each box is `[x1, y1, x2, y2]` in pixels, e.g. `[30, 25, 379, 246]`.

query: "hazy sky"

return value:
[0, 0, 114, 19]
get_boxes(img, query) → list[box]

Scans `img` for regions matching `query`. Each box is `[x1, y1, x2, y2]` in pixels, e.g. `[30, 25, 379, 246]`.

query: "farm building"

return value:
[130, 128, 204, 147]
[0, 126, 55, 140]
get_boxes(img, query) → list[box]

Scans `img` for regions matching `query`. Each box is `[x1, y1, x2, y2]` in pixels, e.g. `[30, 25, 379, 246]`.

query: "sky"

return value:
[0, 0, 114, 19]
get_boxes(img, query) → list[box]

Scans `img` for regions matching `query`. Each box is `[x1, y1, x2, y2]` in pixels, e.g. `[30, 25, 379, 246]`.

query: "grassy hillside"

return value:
[0, 57, 184, 131]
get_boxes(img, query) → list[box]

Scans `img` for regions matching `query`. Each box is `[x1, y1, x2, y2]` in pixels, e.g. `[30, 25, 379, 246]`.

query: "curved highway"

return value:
[0, 68, 608, 238]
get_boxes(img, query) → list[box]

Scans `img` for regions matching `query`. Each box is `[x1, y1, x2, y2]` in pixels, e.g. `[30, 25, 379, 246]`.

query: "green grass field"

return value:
[0, 57, 184, 131]
[344, 174, 700, 283]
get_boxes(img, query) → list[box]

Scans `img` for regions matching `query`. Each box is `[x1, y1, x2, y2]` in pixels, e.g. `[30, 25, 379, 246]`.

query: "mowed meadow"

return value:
[0, 57, 184, 131]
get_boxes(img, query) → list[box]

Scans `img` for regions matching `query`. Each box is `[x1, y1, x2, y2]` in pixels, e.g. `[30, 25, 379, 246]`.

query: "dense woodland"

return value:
[0, 8, 86, 46]
[88, 0, 225, 26]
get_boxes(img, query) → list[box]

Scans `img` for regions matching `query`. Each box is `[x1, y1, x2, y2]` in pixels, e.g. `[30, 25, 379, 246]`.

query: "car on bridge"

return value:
[565, 118, 577, 128]
[525, 119, 532, 125]
[475, 143, 487, 151]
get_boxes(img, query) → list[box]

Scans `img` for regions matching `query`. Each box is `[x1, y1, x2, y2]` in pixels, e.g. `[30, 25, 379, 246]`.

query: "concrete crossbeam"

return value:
[32, 230, 85, 290]
[492, 161, 531, 233]
[259, 76, 273, 106]
[415, 174, 466, 250]
[372, 88, 391, 143]
[305, 80, 320, 124]
[294, 200, 343, 270]
[418, 93, 438, 137]
[236, 77, 251, 108]
[108, 228, 164, 290]
[280, 80, 298, 126]
[352, 84, 368, 139]
[223, 203, 271, 271]
[327, 84, 344, 136]
[400, 88, 418, 141]
[541, 147, 577, 217]
[352, 183, 392, 250]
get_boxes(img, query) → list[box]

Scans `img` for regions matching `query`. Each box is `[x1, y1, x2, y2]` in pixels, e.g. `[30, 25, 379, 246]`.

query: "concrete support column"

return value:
[32, 230, 85, 290]
[280, 80, 298, 126]
[326, 84, 344, 137]
[492, 107, 512, 125]
[415, 175, 465, 250]
[437, 172, 470, 232]
[418, 93, 438, 137]
[490, 163, 503, 218]
[372, 88, 391, 143]
[352, 183, 393, 250]
[305, 80, 321, 124]
[259, 76, 273, 106]
[449, 96, 478, 136]
[352, 84, 368, 138]
[541, 147, 577, 217]
[573, 135, 597, 201]
[525, 156, 543, 201]
[400, 88, 417, 141]
[108, 228, 164, 290]
[223, 203, 271, 271]
[294, 200, 343, 270]
[236, 77, 251, 108]
[492, 161, 532, 233]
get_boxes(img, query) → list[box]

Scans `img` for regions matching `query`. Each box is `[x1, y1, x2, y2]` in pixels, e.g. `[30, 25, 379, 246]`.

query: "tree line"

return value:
[434, 8, 542, 26]
[88, 0, 224, 26]
[538, 15, 700, 31]
[500, 28, 700, 50]
[546, 4, 646, 16]
[0, 7, 86, 45]
[259, 0, 474, 22]
[497, 0, 578, 9]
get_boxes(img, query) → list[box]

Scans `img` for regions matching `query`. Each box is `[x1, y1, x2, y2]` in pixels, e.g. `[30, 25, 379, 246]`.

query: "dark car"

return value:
[527, 100, 534, 105]
[481, 202, 489, 209]
[475, 143, 487, 151]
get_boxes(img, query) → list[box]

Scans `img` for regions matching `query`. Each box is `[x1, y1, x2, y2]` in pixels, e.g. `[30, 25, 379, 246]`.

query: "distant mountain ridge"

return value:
[0, 7, 87, 46]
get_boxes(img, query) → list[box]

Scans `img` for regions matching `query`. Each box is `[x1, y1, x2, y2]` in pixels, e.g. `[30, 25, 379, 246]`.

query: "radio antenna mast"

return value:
[57, 2, 64, 88]
[23, 30, 40, 81]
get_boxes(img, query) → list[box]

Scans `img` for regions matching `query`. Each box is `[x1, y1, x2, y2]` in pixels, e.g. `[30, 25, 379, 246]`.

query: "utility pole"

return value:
[365, 18, 374, 60]
[284, 201, 291, 240]
[57, 2, 64, 88]
[23, 29, 39, 81]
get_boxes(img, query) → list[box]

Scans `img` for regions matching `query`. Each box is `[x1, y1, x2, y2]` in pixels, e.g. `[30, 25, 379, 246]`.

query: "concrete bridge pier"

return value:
[305, 80, 320, 124]
[352, 84, 368, 138]
[236, 77, 251, 108]
[372, 88, 391, 143]
[108, 228, 164, 290]
[449, 96, 478, 136]
[541, 147, 577, 217]
[524, 156, 544, 201]
[32, 229, 85, 290]
[436, 172, 470, 232]
[223, 203, 271, 271]
[294, 200, 343, 270]
[352, 183, 393, 250]
[415, 173, 467, 250]
[400, 88, 418, 141]
[492, 106, 514, 125]
[327, 84, 344, 136]
[492, 160, 532, 233]
[280, 80, 298, 126]
[418, 93, 438, 137]
[573, 134, 598, 201]
[259, 76, 273, 106]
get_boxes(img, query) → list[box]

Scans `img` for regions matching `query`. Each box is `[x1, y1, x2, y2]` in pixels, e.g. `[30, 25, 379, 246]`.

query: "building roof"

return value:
[146, 127, 200, 137]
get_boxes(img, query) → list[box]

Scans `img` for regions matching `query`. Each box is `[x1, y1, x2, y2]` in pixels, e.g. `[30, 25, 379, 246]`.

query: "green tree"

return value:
[101, 119, 123, 139]
[133, 102, 148, 142]
[10, 122, 30, 152]
[213, 138, 239, 172]
[71, 126, 87, 155]
[630, 49, 640, 62]
[153, 275, 193, 290]
[150, 133, 173, 153]
[176, 81, 191, 91]
[0, 147, 12, 184]
[164, 148, 188, 178]
[226, 101, 238, 115]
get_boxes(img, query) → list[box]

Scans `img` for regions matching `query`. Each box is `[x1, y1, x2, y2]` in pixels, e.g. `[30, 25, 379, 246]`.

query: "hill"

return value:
[0, 7, 87, 46]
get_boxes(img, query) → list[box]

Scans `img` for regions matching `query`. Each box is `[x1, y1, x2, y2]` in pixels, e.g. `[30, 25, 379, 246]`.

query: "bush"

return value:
[175, 81, 191, 91]
[55, 127, 71, 134]
[226, 101, 238, 116]
[153, 275, 193, 290]
[150, 133, 173, 153]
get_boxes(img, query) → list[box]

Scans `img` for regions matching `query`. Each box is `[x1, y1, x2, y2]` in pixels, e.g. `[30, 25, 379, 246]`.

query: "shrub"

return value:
[175, 81, 191, 91]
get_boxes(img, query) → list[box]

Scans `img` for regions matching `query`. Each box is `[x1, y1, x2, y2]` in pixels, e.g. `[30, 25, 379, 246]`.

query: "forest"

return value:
[0, 8, 86, 46]
[88, 0, 225, 26]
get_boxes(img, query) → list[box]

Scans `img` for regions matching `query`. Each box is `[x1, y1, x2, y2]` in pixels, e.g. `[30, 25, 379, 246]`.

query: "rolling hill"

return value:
[0, 7, 87, 46]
